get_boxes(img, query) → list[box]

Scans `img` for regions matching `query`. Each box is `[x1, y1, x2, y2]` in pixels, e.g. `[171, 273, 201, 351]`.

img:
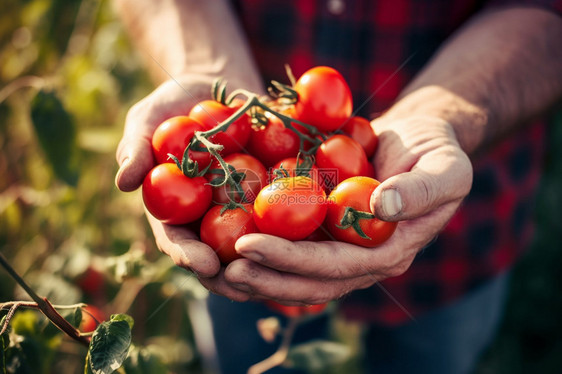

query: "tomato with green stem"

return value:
[80, 305, 106, 333]
[293, 66, 353, 133]
[189, 100, 251, 156]
[271, 156, 324, 190]
[326, 176, 397, 247]
[142, 163, 212, 225]
[246, 113, 301, 168]
[253, 176, 327, 241]
[151, 115, 212, 168]
[200, 204, 259, 264]
[206, 153, 268, 204]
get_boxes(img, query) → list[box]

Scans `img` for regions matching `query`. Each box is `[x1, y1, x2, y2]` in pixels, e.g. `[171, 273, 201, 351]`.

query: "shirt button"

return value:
[327, 0, 345, 15]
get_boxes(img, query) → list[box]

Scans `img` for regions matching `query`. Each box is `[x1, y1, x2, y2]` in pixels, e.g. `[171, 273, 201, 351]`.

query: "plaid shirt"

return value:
[233, 0, 562, 325]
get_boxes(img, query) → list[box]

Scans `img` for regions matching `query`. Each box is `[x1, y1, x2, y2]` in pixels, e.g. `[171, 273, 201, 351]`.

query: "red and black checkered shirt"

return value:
[233, 0, 562, 325]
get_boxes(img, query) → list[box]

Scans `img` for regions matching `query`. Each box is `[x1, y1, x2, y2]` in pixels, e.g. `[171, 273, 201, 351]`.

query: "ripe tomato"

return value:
[265, 300, 327, 318]
[80, 305, 106, 333]
[253, 176, 327, 241]
[342, 116, 378, 158]
[304, 226, 332, 241]
[200, 204, 259, 264]
[293, 66, 352, 133]
[142, 163, 212, 225]
[189, 100, 251, 156]
[326, 176, 397, 247]
[271, 157, 323, 189]
[76, 267, 104, 296]
[315, 134, 373, 189]
[246, 114, 300, 167]
[206, 153, 268, 204]
[151, 116, 212, 168]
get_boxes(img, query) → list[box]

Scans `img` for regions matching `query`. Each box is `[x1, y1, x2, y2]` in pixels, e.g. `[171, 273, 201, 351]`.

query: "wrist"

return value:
[383, 85, 489, 155]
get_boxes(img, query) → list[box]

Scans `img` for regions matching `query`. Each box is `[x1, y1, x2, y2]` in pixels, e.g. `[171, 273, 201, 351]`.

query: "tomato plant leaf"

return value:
[285, 340, 353, 371]
[30, 89, 80, 186]
[108, 314, 134, 330]
[88, 314, 133, 374]
[72, 307, 83, 329]
[122, 345, 168, 374]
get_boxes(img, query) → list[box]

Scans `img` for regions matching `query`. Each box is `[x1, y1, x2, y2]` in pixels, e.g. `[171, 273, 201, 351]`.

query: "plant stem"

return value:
[0, 252, 90, 347]
[247, 316, 300, 374]
[0, 75, 46, 104]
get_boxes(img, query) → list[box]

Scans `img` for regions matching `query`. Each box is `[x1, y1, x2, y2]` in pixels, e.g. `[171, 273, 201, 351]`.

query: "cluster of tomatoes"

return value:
[141, 66, 398, 316]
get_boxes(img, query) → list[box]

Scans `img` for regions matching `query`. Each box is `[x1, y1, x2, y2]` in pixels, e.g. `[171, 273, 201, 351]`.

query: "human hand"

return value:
[201, 115, 473, 305]
[115, 75, 228, 277]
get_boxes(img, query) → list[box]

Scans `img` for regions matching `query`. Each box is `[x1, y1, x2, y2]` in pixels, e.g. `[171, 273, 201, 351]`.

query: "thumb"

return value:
[370, 147, 473, 221]
[114, 99, 161, 192]
[115, 130, 155, 192]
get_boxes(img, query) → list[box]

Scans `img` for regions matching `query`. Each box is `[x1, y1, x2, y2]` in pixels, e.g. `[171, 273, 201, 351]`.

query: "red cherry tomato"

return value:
[326, 176, 397, 247]
[189, 100, 251, 156]
[206, 153, 268, 204]
[246, 114, 300, 168]
[265, 300, 327, 318]
[304, 226, 332, 242]
[80, 305, 106, 333]
[342, 116, 378, 159]
[151, 116, 212, 168]
[253, 176, 327, 241]
[142, 163, 212, 225]
[294, 66, 353, 133]
[200, 204, 259, 264]
[315, 134, 373, 189]
[76, 267, 104, 296]
[271, 157, 323, 189]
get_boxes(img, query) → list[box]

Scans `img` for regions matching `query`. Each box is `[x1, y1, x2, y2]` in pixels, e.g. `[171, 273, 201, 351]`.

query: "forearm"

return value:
[113, 0, 263, 92]
[384, 6, 562, 155]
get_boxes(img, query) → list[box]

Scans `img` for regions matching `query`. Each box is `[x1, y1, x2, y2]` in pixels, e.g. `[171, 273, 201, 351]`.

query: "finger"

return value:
[198, 268, 253, 303]
[235, 233, 412, 281]
[224, 259, 376, 304]
[371, 144, 472, 221]
[115, 81, 198, 192]
[146, 212, 221, 278]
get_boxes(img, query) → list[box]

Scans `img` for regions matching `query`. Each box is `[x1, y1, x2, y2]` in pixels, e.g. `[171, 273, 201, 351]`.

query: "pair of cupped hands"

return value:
[115, 76, 473, 306]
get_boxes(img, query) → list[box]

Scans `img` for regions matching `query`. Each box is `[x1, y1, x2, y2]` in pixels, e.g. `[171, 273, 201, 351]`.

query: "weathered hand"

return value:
[202, 115, 473, 305]
[115, 75, 225, 278]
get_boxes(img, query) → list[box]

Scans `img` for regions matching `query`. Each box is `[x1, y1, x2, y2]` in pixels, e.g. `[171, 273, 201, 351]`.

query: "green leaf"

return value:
[71, 307, 83, 329]
[122, 345, 168, 374]
[88, 315, 133, 374]
[285, 340, 353, 372]
[30, 89, 80, 186]
[11, 311, 38, 336]
[108, 314, 134, 330]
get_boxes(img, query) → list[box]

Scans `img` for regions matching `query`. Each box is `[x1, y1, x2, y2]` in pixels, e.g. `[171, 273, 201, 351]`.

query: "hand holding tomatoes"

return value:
[117, 65, 475, 311]
[212, 114, 472, 307]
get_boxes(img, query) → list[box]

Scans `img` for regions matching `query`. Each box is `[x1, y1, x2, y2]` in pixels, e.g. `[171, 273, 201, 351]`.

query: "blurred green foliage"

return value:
[1, 0, 561, 373]
[0, 0, 207, 372]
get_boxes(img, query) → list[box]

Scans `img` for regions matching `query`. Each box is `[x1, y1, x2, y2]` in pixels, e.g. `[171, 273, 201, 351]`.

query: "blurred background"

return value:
[0, 0, 561, 373]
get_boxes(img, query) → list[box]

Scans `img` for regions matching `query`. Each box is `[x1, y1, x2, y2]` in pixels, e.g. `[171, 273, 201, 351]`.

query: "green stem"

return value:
[336, 207, 375, 240]
[247, 316, 301, 374]
[0, 252, 90, 347]
[185, 84, 323, 202]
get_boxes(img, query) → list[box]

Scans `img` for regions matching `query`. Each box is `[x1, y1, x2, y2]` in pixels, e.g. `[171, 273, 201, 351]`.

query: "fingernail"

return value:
[119, 157, 130, 169]
[380, 188, 402, 217]
[115, 158, 129, 186]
